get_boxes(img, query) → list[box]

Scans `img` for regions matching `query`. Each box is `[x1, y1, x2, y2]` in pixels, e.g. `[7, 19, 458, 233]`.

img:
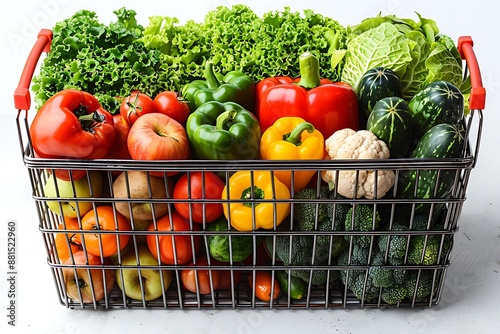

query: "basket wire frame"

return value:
[15, 62, 484, 310]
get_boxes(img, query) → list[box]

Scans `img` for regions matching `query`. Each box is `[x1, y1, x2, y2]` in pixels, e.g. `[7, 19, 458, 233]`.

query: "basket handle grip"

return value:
[458, 36, 485, 110]
[14, 29, 52, 111]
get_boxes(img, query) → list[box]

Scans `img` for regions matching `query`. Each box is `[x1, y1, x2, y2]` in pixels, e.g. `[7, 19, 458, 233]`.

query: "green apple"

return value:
[44, 171, 103, 218]
[115, 244, 172, 301]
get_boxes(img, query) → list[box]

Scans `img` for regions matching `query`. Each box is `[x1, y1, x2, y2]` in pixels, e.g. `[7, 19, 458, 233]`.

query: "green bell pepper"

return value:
[186, 101, 261, 160]
[181, 61, 255, 112]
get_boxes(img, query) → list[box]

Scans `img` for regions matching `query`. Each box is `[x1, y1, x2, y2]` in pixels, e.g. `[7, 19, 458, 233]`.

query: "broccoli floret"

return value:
[368, 250, 405, 288]
[293, 185, 333, 231]
[349, 271, 380, 301]
[337, 244, 380, 301]
[338, 244, 412, 302]
[410, 214, 434, 230]
[407, 235, 440, 265]
[389, 212, 436, 230]
[405, 270, 434, 302]
[327, 198, 351, 232]
[368, 251, 392, 288]
[265, 233, 315, 266]
[337, 243, 371, 268]
[407, 230, 452, 266]
[369, 266, 395, 288]
[392, 269, 408, 286]
[317, 227, 349, 259]
[266, 186, 350, 285]
[290, 236, 335, 286]
[293, 185, 350, 232]
[265, 231, 333, 285]
[337, 245, 365, 287]
[381, 285, 408, 305]
[344, 204, 381, 248]
[292, 269, 329, 286]
[377, 223, 410, 265]
[337, 242, 439, 304]
[406, 216, 453, 266]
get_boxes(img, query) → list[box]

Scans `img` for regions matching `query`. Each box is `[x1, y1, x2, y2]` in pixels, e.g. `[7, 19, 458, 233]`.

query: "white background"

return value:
[1, 0, 499, 333]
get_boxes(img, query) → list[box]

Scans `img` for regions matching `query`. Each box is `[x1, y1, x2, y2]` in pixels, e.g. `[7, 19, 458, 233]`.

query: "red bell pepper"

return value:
[255, 52, 358, 139]
[30, 89, 115, 180]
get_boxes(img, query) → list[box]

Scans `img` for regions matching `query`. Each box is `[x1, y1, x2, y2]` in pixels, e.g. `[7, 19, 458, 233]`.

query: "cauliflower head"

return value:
[322, 128, 395, 199]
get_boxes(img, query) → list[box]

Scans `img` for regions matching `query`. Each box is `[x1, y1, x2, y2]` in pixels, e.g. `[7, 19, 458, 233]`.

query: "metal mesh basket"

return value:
[14, 31, 485, 310]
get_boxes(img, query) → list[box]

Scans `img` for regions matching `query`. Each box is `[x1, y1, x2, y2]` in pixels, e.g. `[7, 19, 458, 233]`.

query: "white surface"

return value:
[1, 1, 498, 333]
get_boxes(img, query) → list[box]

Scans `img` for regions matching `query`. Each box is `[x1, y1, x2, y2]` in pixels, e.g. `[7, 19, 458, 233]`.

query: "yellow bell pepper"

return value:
[222, 170, 291, 231]
[260, 117, 325, 192]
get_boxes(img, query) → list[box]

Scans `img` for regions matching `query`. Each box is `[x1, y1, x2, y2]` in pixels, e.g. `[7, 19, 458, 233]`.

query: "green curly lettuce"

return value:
[141, 5, 347, 87]
[31, 5, 347, 112]
[31, 8, 162, 114]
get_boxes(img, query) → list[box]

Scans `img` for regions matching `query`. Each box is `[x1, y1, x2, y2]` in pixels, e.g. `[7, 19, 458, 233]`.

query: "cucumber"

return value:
[408, 81, 464, 138]
[396, 123, 466, 215]
[366, 96, 413, 158]
[357, 67, 402, 128]
[275, 270, 308, 300]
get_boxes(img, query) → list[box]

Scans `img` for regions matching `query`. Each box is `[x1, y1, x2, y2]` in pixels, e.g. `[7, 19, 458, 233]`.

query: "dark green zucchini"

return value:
[396, 123, 466, 215]
[408, 81, 464, 138]
[366, 96, 413, 158]
[357, 67, 402, 128]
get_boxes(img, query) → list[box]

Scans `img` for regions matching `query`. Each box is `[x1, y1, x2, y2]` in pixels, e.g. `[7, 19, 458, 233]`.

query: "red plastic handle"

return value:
[14, 29, 53, 111]
[458, 36, 486, 110]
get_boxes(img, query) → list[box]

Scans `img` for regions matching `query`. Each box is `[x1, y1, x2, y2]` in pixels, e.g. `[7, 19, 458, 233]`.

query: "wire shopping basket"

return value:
[14, 29, 485, 310]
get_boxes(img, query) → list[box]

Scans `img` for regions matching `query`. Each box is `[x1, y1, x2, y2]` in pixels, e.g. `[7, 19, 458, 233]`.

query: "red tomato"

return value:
[120, 91, 156, 125]
[62, 251, 115, 303]
[181, 256, 221, 294]
[218, 269, 242, 290]
[212, 260, 243, 290]
[248, 271, 280, 302]
[105, 114, 132, 160]
[153, 91, 190, 126]
[127, 113, 190, 177]
[173, 171, 225, 224]
[54, 218, 83, 262]
[79, 206, 131, 257]
[146, 211, 201, 265]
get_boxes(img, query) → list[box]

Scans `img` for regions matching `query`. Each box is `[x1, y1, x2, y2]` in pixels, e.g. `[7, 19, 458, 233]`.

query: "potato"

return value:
[113, 171, 171, 220]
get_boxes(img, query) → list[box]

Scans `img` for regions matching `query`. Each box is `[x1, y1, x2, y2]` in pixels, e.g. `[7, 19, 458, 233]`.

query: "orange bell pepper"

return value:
[260, 117, 325, 192]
